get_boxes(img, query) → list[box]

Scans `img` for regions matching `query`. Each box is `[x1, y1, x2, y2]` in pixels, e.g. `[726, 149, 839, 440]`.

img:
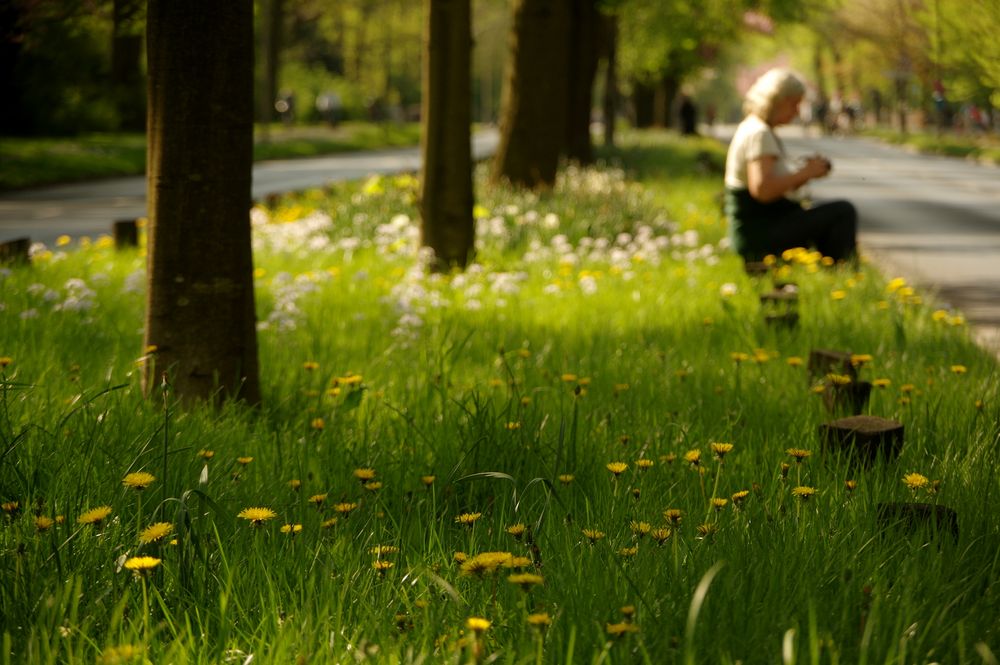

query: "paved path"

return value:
[712, 124, 1000, 358]
[0, 131, 499, 246]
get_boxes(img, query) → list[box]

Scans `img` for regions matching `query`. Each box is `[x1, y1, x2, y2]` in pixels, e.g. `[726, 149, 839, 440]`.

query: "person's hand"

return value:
[801, 155, 832, 180]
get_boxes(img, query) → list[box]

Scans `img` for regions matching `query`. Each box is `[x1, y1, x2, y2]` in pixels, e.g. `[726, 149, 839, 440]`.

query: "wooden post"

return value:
[113, 219, 139, 248]
[0, 237, 31, 265]
[820, 414, 903, 466]
[808, 349, 857, 381]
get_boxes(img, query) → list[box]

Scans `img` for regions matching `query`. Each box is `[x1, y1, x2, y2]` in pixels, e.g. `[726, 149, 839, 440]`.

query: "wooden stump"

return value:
[765, 312, 800, 329]
[113, 219, 139, 249]
[822, 380, 873, 415]
[0, 237, 30, 265]
[877, 502, 958, 540]
[743, 260, 769, 277]
[820, 414, 903, 466]
[760, 290, 799, 306]
[808, 349, 857, 381]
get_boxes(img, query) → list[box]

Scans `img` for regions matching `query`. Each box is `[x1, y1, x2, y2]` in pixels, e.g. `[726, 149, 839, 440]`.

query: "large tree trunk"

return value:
[564, 0, 600, 164]
[145, 0, 261, 405]
[631, 80, 655, 128]
[492, 0, 570, 189]
[654, 73, 678, 128]
[258, 0, 284, 126]
[419, 0, 474, 270]
[601, 13, 617, 147]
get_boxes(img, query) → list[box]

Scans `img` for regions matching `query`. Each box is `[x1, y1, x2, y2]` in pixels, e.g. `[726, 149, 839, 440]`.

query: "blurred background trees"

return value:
[1, 0, 996, 138]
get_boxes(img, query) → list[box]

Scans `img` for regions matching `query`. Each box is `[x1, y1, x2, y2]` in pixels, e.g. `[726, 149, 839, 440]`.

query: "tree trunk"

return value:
[632, 80, 655, 128]
[564, 0, 600, 164]
[492, 0, 570, 189]
[654, 74, 678, 128]
[601, 13, 617, 147]
[145, 0, 261, 405]
[420, 0, 474, 270]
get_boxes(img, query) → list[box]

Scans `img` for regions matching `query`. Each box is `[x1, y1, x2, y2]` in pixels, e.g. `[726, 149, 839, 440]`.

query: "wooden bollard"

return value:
[113, 219, 139, 249]
[743, 260, 769, 277]
[876, 502, 958, 540]
[808, 349, 857, 382]
[0, 237, 30, 265]
[765, 312, 800, 328]
[820, 414, 903, 466]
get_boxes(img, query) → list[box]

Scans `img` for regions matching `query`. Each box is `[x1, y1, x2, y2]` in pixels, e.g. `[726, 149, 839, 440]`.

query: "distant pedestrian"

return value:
[723, 68, 857, 264]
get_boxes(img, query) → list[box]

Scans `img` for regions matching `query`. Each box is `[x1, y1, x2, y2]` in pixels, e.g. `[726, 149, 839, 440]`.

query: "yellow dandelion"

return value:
[730, 352, 750, 363]
[467, 617, 491, 633]
[197, 449, 215, 460]
[780, 463, 791, 479]
[123, 556, 161, 574]
[620, 605, 636, 619]
[683, 449, 701, 466]
[35, 516, 55, 531]
[827, 373, 852, 386]
[505, 421, 521, 430]
[508, 573, 544, 590]
[455, 512, 482, 526]
[122, 471, 155, 490]
[606, 462, 628, 476]
[873, 378, 891, 388]
[237, 456, 254, 466]
[308, 493, 327, 507]
[333, 502, 358, 515]
[370, 545, 399, 556]
[139, 522, 173, 544]
[844, 480, 858, 492]
[606, 621, 639, 636]
[710, 442, 734, 460]
[321, 517, 339, 529]
[664, 509, 683, 525]
[364, 481, 383, 491]
[618, 545, 639, 557]
[582, 528, 605, 543]
[900, 383, 915, 393]
[302, 361, 319, 371]
[630, 521, 651, 536]
[288, 479, 302, 491]
[506, 523, 527, 539]
[950, 365, 967, 375]
[421, 475, 436, 486]
[792, 486, 818, 500]
[711, 497, 728, 511]
[237, 507, 276, 526]
[786, 448, 811, 462]
[903, 473, 929, 491]
[2, 500, 19, 515]
[461, 552, 513, 576]
[786, 356, 804, 367]
[558, 473, 575, 484]
[831, 290, 847, 301]
[78, 505, 112, 526]
[310, 418, 325, 430]
[636, 458, 654, 470]
[101, 644, 144, 664]
[280, 523, 303, 535]
[651, 528, 672, 545]
[0, 357, 13, 368]
[527, 613, 552, 628]
[731, 490, 750, 506]
[850, 354, 873, 367]
[661, 453, 677, 465]
[353, 468, 376, 482]
[696, 523, 719, 538]
[560, 373, 578, 383]
[372, 560, 394, 574]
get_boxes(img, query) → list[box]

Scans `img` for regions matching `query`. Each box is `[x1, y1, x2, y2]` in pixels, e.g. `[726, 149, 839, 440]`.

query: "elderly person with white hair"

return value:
[724, 68, 857, 263]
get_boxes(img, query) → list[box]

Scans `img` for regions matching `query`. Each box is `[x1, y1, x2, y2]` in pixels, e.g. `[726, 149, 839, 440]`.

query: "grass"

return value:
[862, 127, 1000, 165]
[0, 121, 421, 191]
[1, 131, 999, 664]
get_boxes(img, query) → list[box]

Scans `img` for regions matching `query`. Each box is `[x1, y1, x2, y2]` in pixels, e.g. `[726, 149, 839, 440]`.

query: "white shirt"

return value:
[724, 114, 796, 192]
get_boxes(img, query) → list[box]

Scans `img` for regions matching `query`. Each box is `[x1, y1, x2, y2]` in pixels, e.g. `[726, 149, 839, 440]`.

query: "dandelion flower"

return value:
[903, 473, 929, 491]
[372, 560, 394, 575]
[786, 356, 804, 367]
[237, 457, 254, 466]
[582, 528, 605, 543]
[630, 521, 651, 537]
[731, 490, 750, 507]
[101, 644, 144, 664]
[302, 361, 319, 371]
[696, 523, 718, 538]
[466, 617, 491, 633]
[827, 373, 852, 386]
[506, 523, 527, 539]
[711, 442, 734, 460]
[0, 357, 13, 368]
[651, 528, 672, 545]
[2, 500, 19, 516]
[711, 497, 728, 511]
[792, 486, 818, 500]
[606, 622, 639, 636]
[78, 506, 112, 526]
[683, 449, 702, 466]
[139, 522, 173, 544]
[421, 475, 436, 486]
[370, 545, 399, 556]
[558, 474, 575, 484]
[460, 552, 513, 576]
[636, 458, 654, 471]
[663, 509, 683, 525]
[123, 556, 161, 574]
[122, 472, 155, 490]
[288, 479, 302, 491]
[606, 462, 628, 476]
[618, 545, 638, 558]
[455, 512, 482, 526]
[197, 449, 215, 460]
[508, 573, 544, 590]
[730, 352, 750, 363]
[35, 516, 55, 531]
[333, 502, 358, 515]
[844, 480, 857, 492]
[506, 556, 532, 569]
[364, 481, 383, 491]
[950, 365, 967, 375]
[308, 493, 327, 508]
[280, 523, 303, 535]
[310, 418, 325, 430]
[237, 507, 277, 526]
[353, 468, 376, 482]
[786, 448, 811, 462]
[850, 354, 873, 367]
[321, 517, 339, 529]
[527, 613, 551, 628]
[873, 378, 891, 388]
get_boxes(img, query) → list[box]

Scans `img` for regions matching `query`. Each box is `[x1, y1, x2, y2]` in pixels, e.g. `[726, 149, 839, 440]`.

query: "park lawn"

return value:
[863, 127, 1000, 165]
[0, 121, 422, 191]
[1, 132, 998, 664]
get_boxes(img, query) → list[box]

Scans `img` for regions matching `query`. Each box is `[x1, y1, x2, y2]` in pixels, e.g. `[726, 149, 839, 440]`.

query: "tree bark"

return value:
[419, 0, 474, 270]
[564, 0, 600, 164]
[601, 13, 617, 148]
[654, 73, 678, 128]
[258, 0, 284, 125]
[145, 0, 261, 405]
[492, 0, 570, 189]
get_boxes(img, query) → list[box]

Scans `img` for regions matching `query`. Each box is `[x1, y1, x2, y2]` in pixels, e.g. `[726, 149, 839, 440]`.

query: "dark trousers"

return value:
[764, 200, 857, 261]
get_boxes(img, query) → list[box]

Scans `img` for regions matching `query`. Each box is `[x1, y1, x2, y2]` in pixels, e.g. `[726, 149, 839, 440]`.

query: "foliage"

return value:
[2, 132, 999, 662]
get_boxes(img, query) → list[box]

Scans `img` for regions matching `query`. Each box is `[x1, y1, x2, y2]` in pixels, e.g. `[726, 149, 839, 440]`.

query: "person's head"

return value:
[743, 68, 806, 125]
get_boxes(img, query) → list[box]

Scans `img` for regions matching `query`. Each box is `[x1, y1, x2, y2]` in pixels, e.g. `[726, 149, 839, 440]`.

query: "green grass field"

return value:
[1, 132, 998, 664]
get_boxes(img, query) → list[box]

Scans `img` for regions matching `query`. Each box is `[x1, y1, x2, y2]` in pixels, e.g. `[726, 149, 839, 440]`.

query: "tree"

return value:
[419, 0, 475, 270]
[144, 0, 261, 405]
[564, 0, 601, 164]
[492, 0, 571, 188]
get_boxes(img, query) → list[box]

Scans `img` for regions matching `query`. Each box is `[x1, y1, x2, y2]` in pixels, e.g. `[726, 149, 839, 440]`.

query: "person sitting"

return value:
[723, 68, 857, 264]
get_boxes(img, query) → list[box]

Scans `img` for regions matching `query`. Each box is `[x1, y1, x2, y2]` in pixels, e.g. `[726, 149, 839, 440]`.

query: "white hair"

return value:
[743, 68, 806, 122]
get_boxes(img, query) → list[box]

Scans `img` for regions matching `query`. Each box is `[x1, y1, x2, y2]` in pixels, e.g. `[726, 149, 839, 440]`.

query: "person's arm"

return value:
[746, 154, 831, 203]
